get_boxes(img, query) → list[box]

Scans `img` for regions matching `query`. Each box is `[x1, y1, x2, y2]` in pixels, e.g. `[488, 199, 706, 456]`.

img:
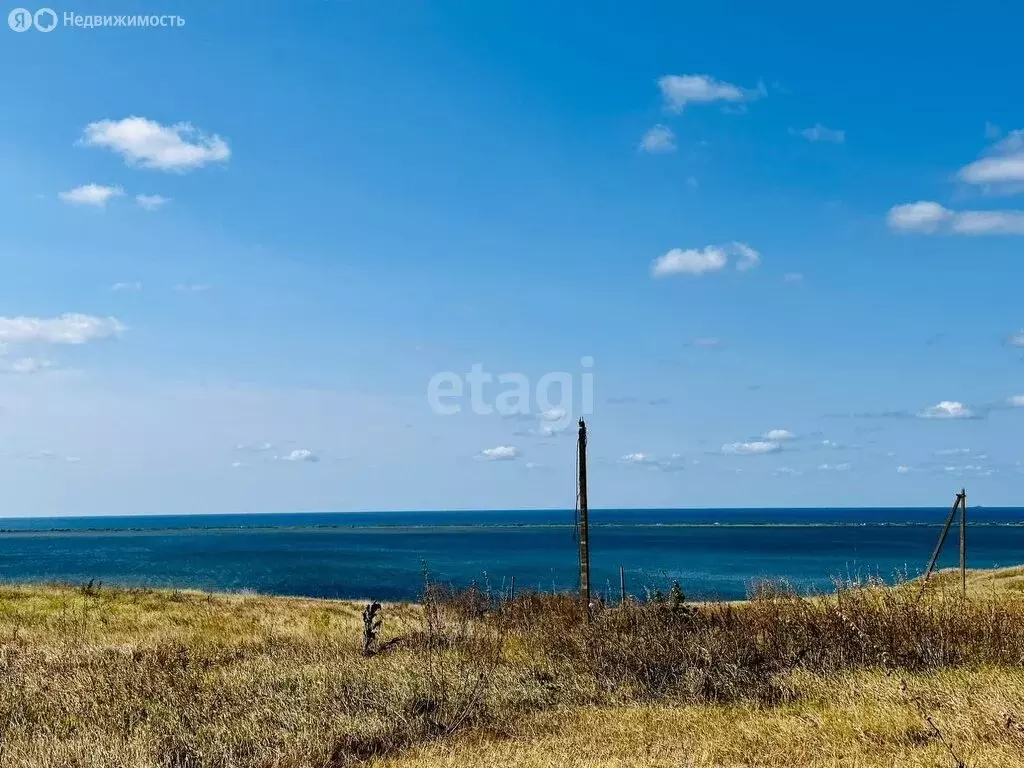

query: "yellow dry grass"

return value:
[382, 668, 1024, 768]
[0, 570, 1022, 767]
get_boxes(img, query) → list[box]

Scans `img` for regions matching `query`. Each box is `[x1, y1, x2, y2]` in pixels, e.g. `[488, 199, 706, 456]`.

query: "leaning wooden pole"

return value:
[918, 490, 965, 600]
[577, 418, 591, 605]
[959, 488, 967, 597]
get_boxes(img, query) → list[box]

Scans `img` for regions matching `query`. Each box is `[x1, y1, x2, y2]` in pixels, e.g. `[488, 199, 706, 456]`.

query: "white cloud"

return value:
[952, 210, 1024, 235]
[173, 283, 212, 293]
[887, 201, 951, 233]
[934, 448, 973, 456]
[818, 462, 852, 471]
[235, 441, 275, 452]
[722, 440, 780, 455]
[688, 337, 722, 348]
[763, 429, 795, 441]
[534, 423, 568, 438]
[657, 74, 761, 113]
[110, 281, 142, 292]
[652, 246, 727, 276]
[59, 183, 123, 207]
[795, 124, 845, 143]
[278, 448, 319, 463]
[943, 464, 995, 476]
[25, 450, 81, 463]
[918, 401, 975, 420]
[540, 408, 567, 422]
[887, 201, 1024, 235]
[0, 313, 125, 344]
[81, 116, 231, 172]
[732, 242, 761, 271]
[136, 194, 171, 211]
[773, 467, 802, 476]
[478, 445, 518, 461]
[1006, 330, 1024, 348]
[783, 272, 804, 282]
[6, 358, 55, 374]
[958, 129, 1024, 189]
[896, 465, 912, 474]
[651, 242, 760, 277]
[639, 124, 676, 153]
[1008, 395, 1024, 407]
[619, 452, 657, 465]
[619, 452, 685, 471]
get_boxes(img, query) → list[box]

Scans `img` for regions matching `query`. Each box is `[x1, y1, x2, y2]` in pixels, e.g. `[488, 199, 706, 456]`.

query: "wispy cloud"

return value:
[957, 129, 1024, 192]
[934, 447, 976, 456]
[81, 117, 231, 172]
[638, 124, 676, 153]
[783, 272, 804, 282]
[732, 242, 761, 271]
[763, 429, 795, 441]
[110, 281, 142, 292]
[235, 441, 275, 453]
[722, 440, 780, 455]
[657, 74, 764, 113]
[651, 242, 761, 277]
[59, 183, 123, 207]
[1005, 330, 1024, 349]
[888, 201, 1024, 235]
[792, 124, 845, 143]
[4, 357, 55, 374]
[619, 452, 657, 465]
[136, 193, 171, 211]
[818, 462, 852, 471]
[686, 337, 723, 349]
[918, 401, 977, 420]
[0, 313, 125, 344]
[619, 452, 686, 471]
[477, 445, 519, 461]
[277, 448, 319, 463]
[173, 283, 212, 293]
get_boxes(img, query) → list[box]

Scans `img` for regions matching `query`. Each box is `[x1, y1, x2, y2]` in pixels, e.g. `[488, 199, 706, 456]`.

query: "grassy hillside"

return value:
[0, 571, 1022, 767]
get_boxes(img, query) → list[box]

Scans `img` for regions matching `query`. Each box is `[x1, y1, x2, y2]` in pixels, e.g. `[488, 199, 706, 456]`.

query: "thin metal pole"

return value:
[959, 489, 967, 597]
[509, 575, 515, 603]
[918, 491, 964, 600]
[619, 565, 626, 604]
[577, 419, 590, 605]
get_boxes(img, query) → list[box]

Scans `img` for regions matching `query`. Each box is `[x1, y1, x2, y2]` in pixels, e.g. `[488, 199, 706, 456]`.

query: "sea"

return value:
[1, 507, 1022, 602]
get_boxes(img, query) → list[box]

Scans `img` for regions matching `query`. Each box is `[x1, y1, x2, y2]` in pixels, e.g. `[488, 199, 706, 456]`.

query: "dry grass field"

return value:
[0, 569, 1022, 767]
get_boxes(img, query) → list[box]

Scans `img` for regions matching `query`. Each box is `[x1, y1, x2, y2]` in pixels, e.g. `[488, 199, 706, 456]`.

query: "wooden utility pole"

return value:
[959, 488, 967, 597]
[577, 418, 591, 605]
[919, 489, 967, 600]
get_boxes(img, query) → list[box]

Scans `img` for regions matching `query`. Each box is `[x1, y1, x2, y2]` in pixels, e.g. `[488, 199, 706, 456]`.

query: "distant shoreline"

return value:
[4, 519, 1024, 535]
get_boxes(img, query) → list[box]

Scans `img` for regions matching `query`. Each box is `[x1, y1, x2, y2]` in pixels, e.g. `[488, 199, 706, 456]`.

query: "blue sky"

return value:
[1, 1, 1023, 515]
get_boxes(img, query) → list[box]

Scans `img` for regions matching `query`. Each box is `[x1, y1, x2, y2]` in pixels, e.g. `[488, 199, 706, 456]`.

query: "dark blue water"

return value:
[1, 508, 1021, 601]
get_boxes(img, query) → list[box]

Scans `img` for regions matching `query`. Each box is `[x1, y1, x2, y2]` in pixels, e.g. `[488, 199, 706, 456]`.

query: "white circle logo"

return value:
[33, 7, 56, 31]
[8, 7, 33, 31]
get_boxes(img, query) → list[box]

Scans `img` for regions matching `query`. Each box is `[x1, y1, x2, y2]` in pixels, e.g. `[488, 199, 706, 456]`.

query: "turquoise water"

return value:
[0, 508, 1021, 601]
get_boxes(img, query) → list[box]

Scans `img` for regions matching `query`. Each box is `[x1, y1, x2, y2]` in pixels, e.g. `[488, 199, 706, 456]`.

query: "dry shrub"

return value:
[424, 577, 1024, 707]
